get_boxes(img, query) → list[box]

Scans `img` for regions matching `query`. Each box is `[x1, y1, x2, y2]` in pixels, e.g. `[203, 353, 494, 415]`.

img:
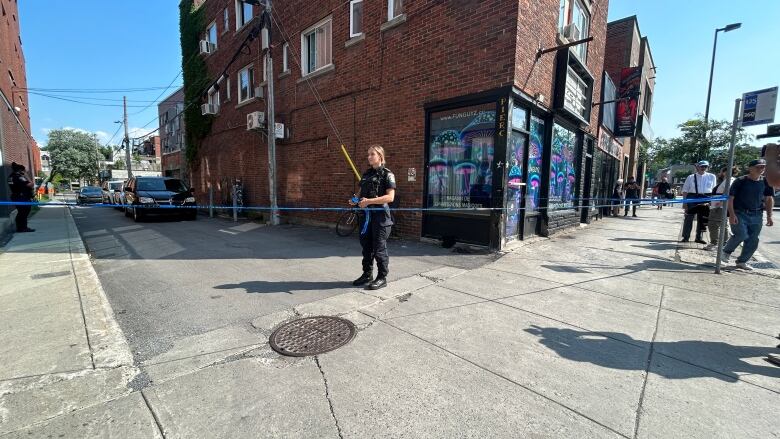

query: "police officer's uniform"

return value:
[7, 165, 35, 232]
[353, 165, 396, 289]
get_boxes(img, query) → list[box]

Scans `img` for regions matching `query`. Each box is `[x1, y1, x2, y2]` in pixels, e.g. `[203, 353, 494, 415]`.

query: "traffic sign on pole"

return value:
[741, 86, 777, 127]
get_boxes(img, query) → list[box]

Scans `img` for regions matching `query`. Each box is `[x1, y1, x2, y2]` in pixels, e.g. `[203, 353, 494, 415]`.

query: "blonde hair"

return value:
[368, 144, 386, 166]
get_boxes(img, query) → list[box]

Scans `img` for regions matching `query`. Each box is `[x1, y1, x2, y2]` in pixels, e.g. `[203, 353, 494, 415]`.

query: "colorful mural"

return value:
[505, 131, 526, 239]
[527, 116, 545, 212]
[427, 104, 496, 211]
[550, 123, 577, 210]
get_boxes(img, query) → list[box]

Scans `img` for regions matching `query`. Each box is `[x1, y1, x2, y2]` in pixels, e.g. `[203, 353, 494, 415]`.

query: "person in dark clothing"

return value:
[623, 176, 641, 217]
[6, 162, 35, 233]
[721, 159, 775, 270]
[611, 180, 623, 217]
[655, 176, 672, 209]
[351, 145, 396, 290]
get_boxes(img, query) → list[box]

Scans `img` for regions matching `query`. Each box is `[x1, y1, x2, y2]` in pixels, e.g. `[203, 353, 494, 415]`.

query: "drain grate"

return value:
[269, 316, 356, 357]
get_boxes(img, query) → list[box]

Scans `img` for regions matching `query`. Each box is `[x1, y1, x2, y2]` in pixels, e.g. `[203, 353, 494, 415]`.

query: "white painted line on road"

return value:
[218, 229, 239, 235]
[112, 225, 144, 232]
[82, 229, 110, 237]
[229, 223, 264, 233]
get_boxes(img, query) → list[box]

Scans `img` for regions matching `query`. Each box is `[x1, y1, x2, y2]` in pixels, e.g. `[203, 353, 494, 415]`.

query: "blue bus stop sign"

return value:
[741, 86, 777, 127]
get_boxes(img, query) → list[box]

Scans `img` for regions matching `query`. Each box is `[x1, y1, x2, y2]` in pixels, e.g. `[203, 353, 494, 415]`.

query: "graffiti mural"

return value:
[427, 104, 496, 211]
[505, 131, 526, 239]
[526, 116, 545, 212]
[550, 123, 577, 210]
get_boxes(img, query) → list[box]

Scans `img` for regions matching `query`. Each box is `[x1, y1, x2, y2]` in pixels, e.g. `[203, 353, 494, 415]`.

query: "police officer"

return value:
[351, 144, 396, 290]
[7, 162, 35, 233]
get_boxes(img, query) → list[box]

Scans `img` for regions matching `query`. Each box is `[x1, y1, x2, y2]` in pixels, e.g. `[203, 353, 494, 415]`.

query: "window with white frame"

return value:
[235, 0, 254, 30]
[207, 90, 220, 111]
[223, 8, 229, 33]
[282, 43, 289, 72]
[226, 77, 231, 101]
[301, 18, 332, 76]
[388, 0, 403, 20]
[206, 21, 217, 49]
[238, 65, 255, 103]
[558, 0, 590, 61]
[350, 0, 363, 37]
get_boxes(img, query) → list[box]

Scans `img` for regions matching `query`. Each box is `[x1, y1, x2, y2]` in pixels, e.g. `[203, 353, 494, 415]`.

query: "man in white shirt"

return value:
[680, 160, 717, 243]
[704, 166, 738, 251]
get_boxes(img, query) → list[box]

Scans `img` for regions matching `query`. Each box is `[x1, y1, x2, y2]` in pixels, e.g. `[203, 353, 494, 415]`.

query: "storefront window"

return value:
[527, 116, 545, 212]
[505, 131, 526, 240]
[427, 103, 496, 213]
[550, 123, 577, 210]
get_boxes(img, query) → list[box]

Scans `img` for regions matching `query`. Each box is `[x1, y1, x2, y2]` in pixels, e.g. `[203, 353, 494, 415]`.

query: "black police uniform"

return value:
[357, 166, 396, 284]
[7, 170, 34, 232]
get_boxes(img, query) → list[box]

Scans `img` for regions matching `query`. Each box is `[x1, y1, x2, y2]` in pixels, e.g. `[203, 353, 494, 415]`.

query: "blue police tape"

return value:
[0, 195, 728, 213]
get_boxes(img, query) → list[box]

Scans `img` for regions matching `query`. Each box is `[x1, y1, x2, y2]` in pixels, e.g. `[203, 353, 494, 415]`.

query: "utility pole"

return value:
[263, 0, 279, 225]
[123, 96, 133, 178]
[94, 134, 100, 183]
[714, 98, 741, 274]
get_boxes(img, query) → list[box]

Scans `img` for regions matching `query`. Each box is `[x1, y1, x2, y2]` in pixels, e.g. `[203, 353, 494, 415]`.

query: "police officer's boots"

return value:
[367, 276, 387, 290]
[352, 272, 373, 286]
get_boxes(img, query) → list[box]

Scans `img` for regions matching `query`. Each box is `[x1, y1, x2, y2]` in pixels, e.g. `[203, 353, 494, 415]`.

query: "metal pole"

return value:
[264, 2, 279, 226]
[95, 135, 100, 183]
[714, 98, 741, 274]
[208, 184, 214, 218]
[704, 30, 719, 125]
[232, 183, 238, 222]
[123, 96, 133, 178]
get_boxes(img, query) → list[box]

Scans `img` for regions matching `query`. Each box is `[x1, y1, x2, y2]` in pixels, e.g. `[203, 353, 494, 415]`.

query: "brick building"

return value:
[0, 0, 35, 217]
[158, 87, 187, 180]
[185, 0, 609, 249]
[603, 15, 655, 191]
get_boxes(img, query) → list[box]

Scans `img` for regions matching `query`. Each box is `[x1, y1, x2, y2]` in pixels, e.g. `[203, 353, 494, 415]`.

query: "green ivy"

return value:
[180, 0, 213, 165]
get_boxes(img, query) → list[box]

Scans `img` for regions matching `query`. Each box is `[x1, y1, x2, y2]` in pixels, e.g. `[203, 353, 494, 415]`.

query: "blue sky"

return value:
[20, 0, 779, 148]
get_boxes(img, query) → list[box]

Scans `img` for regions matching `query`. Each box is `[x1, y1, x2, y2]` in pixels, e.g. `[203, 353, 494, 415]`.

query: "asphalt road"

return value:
[758, 209, 780, 265]
[69, 202, 495, 363]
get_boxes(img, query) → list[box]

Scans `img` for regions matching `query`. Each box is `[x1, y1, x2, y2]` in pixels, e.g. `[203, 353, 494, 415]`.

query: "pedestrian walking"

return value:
[655, 176, 672, 210]
[704, 166, 738, 251]
[611, 179, 623, 217]
[680, 160, 716, 243]
[623, 176, 641, 217]
[721, 159, 774, 270]
[351, 145, 396, 290]
[6, 162, 35, 233]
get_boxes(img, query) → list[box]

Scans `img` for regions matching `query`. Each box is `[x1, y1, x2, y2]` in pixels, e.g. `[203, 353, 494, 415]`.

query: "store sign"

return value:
[741, 86, 777, 127]
[615, 67, 641, 137]
[564, 67, 589, 120]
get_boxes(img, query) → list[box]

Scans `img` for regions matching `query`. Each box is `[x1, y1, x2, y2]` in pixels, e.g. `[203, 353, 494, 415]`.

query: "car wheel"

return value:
[185, 211, 197, 221]
[125, 205, 132, 217]
[133, 207, 143, 222]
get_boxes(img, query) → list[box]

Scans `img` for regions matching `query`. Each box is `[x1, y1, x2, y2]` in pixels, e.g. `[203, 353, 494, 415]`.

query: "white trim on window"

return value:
[349, 0, 363, 38]
[235, 0, 254, 31]
[206, 21, 217, 49]
[223, 8, 229, 34]
[282, 43, 289, 72]
[238, 64, 255, 103]
[387, 0, 403, 20]
[226, 77, 231, 101]
[300, 16, 333, 77]
[207, 90, 220, 112]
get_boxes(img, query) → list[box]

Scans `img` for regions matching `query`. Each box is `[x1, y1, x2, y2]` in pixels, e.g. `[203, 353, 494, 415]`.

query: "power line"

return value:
[24, 93, 184, 103]
[129, 71, 183, 116]
[17, 86, 179, 93]
[27, 91, 153, 107]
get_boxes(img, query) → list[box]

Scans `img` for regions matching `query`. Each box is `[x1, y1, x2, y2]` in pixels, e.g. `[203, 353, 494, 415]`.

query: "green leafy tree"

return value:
[45, 129, 100, 181]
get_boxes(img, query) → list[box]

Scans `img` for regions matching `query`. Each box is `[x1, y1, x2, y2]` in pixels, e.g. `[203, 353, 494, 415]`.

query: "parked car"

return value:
[123, 176, 197, 222]
[101, 180, 123, 204]
[77, 186, 104, 205]
[112, 180, 127, 211]
[774, 189, 780, 209]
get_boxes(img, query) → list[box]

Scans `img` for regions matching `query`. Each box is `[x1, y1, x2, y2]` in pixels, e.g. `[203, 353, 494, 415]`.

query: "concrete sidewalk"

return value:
[1, 205, 779, 438]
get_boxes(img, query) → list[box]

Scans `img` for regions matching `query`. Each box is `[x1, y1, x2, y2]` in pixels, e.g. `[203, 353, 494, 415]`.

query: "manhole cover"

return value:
[269, 316, 356, 357]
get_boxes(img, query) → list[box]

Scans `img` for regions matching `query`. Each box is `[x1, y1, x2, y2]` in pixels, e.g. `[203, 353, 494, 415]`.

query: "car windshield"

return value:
[136, 179, 187, 192]
[81, 187, 102, 194]
[109, 182, 122, 190]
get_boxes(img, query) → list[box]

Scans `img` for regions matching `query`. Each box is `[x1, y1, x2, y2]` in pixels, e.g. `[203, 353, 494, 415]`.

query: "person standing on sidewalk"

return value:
[705, 166, 738, 251]
[351, 145, 396, 290]
[680, 160, 716, 243]
[6, 162, 35, 233]
[611, 179, 623, 217]
[623, 176, 641, 217]
[721, 159, 775, 270]
[655, 176, 672, 210]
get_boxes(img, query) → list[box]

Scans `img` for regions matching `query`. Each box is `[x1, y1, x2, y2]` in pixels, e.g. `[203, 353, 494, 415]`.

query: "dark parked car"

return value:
[123, 176, 197, 222]
[77, 186, 104, 205]
[101, 180, 123, 204]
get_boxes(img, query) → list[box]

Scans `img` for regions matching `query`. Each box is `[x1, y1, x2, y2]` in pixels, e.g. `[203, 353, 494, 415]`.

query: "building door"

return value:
[522, 115, 545, 238]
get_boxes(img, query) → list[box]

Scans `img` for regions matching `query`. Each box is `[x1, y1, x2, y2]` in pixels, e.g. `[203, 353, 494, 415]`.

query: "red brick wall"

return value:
[603, 16, 640, 84]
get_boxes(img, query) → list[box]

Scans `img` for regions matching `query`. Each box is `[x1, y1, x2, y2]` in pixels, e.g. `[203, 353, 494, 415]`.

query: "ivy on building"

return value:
[179, 0, 213, 165]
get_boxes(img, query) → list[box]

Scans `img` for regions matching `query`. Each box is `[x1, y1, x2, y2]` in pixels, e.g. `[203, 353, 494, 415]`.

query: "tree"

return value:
[45, 129, 100, 181]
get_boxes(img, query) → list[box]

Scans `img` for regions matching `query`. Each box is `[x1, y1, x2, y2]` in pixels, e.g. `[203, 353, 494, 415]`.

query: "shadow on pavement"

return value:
[525, 325, 780, 382]
[214, 280, 348, 294]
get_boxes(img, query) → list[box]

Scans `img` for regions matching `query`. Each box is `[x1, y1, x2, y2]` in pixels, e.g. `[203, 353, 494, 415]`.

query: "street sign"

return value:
[741, 86, 777, 127]
[274, 123, 285, 139]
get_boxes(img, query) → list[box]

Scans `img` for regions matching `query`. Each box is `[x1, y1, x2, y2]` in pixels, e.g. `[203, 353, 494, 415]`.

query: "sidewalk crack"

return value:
[314, 356, 343, 439]
[141, 389, 167, 439]
[65, 206, 96, 370]
[633, 286, 665, 439]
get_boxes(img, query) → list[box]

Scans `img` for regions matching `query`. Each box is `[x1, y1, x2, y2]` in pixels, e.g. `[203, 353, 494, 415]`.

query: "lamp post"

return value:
[704, 23, 741, 125]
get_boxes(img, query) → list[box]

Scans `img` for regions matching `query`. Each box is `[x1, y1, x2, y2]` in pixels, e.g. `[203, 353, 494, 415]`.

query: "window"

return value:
[301, 18, 332, 76]
[563, 66, 589, 120]
[223, 8, 229, 33]
[388, 0, 403, 20]
[643, 83, 653, 120]
[558, 0, 590, 61]
[208, 90, 220, 110]
[206, 21, 217, 49]
[350, 0, 363, 37]
[282, 43, 289, 72]
[238, 65, 255, 103]
[235, 0, 254, 30]
[550, 123, 577, 209]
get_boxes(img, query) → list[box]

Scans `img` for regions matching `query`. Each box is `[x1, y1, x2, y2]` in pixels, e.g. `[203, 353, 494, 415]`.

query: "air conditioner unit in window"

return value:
[201, 104, 218, 115]
[563, 23, 581, 41]
[199, 40, 215, 55]
[253, 86, 264, 99]
[247, 111, 266, 131]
